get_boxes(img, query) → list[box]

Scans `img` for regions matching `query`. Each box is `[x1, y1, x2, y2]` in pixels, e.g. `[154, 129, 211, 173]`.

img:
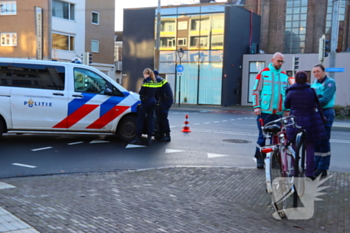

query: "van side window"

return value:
[74, 68, 124, 96]
[0, 63, 65, 90]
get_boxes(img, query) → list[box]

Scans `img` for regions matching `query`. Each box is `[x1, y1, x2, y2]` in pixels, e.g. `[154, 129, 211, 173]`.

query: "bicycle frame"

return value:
[259, 115, 306, 218]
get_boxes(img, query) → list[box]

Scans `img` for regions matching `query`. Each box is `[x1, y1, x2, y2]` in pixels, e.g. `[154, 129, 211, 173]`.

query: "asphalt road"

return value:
[1, 109, 349, 178]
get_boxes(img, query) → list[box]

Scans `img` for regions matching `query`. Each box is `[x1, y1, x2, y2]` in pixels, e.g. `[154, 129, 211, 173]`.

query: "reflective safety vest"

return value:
[252, 63, 289, 114]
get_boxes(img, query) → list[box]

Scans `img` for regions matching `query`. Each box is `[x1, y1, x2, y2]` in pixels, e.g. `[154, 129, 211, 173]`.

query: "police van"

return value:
[0, 58, 140, 141]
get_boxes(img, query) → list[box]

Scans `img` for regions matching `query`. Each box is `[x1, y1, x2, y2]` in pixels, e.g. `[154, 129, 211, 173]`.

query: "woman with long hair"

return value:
[130, 68, 159, 145]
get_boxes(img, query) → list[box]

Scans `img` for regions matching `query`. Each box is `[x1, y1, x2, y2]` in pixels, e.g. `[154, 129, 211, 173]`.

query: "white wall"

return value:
[51, 0, 86, 61]
[241, 53, 350, 107]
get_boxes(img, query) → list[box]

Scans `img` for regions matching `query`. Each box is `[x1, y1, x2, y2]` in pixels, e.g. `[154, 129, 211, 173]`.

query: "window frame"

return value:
[0, 1, 17, 15]
[52, 0, 75, 21]
[73, 68, 124, 96]
[52, 32, 75, 52]
[1, 32, 17, 46]
[92, 11, 99, 25]
[91, 39, 99, 53]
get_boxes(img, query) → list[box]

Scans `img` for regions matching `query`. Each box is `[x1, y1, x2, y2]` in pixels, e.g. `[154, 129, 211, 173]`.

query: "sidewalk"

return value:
[0, 167, 349, 232]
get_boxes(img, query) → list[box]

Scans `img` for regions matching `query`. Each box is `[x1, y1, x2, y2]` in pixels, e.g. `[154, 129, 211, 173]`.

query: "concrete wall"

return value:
[241, 53, 350, 107]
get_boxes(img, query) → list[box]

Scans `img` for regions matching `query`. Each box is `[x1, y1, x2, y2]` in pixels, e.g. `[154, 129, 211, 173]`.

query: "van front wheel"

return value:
[0, 119, 4, 137]
[117, 115, 137, 142]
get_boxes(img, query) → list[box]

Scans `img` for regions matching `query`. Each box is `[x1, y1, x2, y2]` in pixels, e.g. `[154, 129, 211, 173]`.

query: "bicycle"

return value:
[259, 115, 306, 219]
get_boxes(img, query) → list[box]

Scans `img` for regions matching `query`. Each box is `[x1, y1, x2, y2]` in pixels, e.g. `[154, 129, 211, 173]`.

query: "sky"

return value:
[114, 0, 227, 31]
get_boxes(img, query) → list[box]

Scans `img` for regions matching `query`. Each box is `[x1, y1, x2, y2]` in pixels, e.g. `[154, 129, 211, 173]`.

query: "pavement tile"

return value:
[0, 167, 348, 232]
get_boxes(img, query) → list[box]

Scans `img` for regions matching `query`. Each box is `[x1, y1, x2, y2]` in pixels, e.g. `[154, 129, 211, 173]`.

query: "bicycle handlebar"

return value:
[264, 115, 302, 129]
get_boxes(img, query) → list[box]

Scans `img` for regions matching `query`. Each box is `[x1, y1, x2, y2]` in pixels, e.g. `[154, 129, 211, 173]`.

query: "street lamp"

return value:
[177, 48, 184, 106]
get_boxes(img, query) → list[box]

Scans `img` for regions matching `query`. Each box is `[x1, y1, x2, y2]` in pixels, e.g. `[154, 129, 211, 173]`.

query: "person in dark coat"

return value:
[284, 71, 326, 178]
[130, 68, 160, 145]
[153, 70, 173, 142]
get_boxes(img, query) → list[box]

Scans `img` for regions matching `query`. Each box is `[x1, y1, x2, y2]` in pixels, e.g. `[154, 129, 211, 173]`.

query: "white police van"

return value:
[0, 58, 140, 141]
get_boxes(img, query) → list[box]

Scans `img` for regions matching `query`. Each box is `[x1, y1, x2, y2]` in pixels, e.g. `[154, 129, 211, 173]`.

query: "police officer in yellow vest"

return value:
[252, 52, 289, 168]
[311, 64, 336, 178]
[130, 68, 161, 146]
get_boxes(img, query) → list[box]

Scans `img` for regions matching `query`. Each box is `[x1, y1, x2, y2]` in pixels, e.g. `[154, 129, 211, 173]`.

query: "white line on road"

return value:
[12, 163, 37, 168]
[0, 182, 15, 190]
[165, 149, 184, 153]
[208, 153, 228, 158]
[68, 141, 84, 146]
[90, 140, 110, 144]
[31, 147, 52, 151]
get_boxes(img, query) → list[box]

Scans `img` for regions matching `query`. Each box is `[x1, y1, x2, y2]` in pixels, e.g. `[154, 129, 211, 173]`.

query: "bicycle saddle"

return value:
[263, 124, 280, 134]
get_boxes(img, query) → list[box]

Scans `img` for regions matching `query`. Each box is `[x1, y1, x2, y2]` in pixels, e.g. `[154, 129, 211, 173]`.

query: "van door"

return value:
[10, 63, 68, 130]
[61, 67, 127, 132]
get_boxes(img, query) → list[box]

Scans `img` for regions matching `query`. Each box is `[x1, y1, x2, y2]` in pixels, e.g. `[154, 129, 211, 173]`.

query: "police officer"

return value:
[130, 68, 160, 145]
[154, 70, 173, 142]
[311, 64, 337, 178]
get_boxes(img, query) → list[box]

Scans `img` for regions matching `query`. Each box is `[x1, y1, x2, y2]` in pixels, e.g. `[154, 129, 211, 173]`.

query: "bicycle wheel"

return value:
[269, 150, 289, 218]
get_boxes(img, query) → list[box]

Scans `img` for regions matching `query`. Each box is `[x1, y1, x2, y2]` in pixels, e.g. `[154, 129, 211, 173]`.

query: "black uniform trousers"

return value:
[157, 98, 172, 135]
[136, 98, 156, 138]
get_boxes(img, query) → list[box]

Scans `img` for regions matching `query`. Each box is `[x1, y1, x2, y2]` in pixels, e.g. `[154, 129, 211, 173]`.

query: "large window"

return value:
[284, 0, 308, 53]
[52, 33, 74, 51]
[155, 6, 225, 105]
[1, 33, 17, 46]
[325, 0, 347, 51]
[52, 0, 75, 20]
[0, 1, 16, 15]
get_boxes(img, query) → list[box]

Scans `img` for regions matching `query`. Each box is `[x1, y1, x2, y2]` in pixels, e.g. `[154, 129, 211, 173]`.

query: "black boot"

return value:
[160, 133, 171, 142]
[147, 136, 152, 145]
[129, 137, 141, 144]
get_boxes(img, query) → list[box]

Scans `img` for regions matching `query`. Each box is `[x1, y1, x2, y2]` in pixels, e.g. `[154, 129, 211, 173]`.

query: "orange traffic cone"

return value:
[181, 114, 191, 133]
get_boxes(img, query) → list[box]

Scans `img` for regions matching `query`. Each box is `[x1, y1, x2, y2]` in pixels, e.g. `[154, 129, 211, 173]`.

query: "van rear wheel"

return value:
[117, 115, 137, 142]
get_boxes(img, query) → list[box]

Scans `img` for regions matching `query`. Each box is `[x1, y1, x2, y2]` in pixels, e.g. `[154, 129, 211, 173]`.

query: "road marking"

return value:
[214, 121, 219, 123]
[208, 153, 228, 158]
[126, 144, 146, 148]
[31, 147, 52, 151]
[90, 140, 110, 144]
[0, 182, 15, 190]
[165, 149, 184, 153]
[204, 122, 210, 124]
[68, 141, 84, 145]
[222, 120, 227, 122]
[194, 123, 200, 125]
[12, 163, 36, 168]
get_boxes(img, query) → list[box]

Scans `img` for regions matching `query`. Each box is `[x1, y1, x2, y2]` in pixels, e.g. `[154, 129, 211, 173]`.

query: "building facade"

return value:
[0, 0, 115, 77]
[243, 0, 350, 54]
[122, 3, 260, 106]
[122, 0, 349, 106]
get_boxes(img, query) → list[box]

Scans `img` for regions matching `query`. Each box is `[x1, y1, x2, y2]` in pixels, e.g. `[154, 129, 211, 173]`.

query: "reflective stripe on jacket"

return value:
[252, 63, 289, 114]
